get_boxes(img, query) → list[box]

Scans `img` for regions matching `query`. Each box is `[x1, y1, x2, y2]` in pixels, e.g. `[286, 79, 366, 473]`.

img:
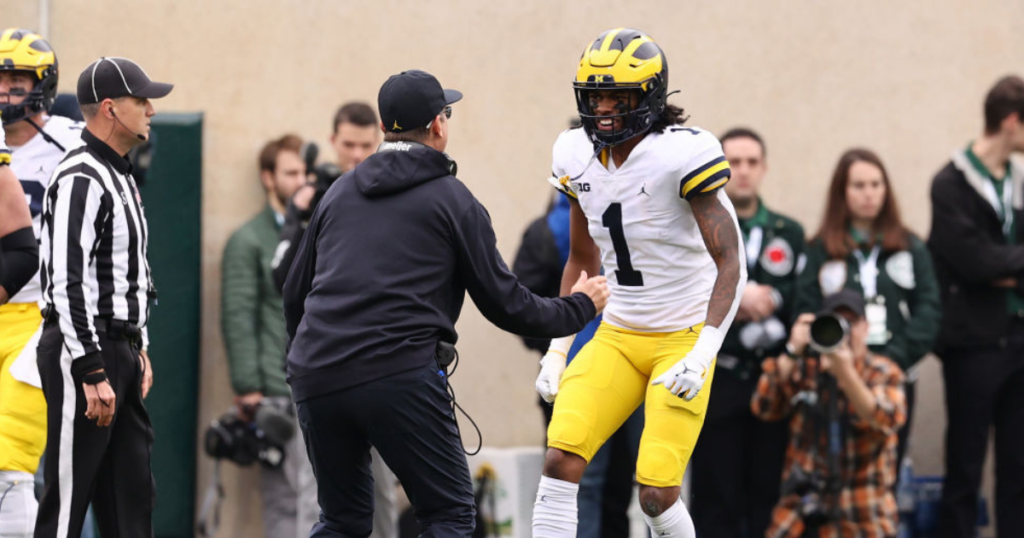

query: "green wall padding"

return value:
[137, 112, 203, 538]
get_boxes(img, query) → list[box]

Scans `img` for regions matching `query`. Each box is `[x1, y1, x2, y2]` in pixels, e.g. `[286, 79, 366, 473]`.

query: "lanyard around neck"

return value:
[745, 226, 763, 270]
[852, 245, 882, 299]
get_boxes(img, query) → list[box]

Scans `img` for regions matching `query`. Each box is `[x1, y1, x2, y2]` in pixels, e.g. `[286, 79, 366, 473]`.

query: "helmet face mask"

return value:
[574, 28, 668, 147]
[0, 28, 58, 126]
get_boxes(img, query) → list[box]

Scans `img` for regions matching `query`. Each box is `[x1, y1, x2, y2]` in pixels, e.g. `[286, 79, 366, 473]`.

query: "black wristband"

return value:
[71, 351, 105, 380]
[82, 371, 108, 385]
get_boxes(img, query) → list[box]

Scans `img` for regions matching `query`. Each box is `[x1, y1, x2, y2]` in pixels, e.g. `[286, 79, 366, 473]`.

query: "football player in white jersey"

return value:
[532, 29, 746, 538]
[0, 28, 82, 534]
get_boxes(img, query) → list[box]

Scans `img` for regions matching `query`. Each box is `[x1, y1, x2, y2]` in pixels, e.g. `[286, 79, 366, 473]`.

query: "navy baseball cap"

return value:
[819, 289, 866, 319]
[378, 70, 462, 133]
[77, 57, 173, 105]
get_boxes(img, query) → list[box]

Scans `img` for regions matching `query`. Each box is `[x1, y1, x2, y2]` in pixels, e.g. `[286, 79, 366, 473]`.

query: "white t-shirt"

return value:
[550, 126, 737, 332]
[10, 115, 85, 305]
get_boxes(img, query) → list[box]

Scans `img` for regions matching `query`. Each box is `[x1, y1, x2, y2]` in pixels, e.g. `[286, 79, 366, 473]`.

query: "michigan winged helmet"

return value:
[574, 28, 668, 146]
[0, 28, 58, 125]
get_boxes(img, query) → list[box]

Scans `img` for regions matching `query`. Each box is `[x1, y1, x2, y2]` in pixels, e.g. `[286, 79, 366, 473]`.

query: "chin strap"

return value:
[24, 116, 66, 152]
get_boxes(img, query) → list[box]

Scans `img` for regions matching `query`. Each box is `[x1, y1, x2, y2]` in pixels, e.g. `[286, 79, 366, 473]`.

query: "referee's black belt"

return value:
[41, 306, 142, 346]
[94, 318, 143, 346]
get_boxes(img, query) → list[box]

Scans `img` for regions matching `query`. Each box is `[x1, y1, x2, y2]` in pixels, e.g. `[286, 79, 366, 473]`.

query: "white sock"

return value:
[643, 498, 695, 538]
[532, 475, 579, 538]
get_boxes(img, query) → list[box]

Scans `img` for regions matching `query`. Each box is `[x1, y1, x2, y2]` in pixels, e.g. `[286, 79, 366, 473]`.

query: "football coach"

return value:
[282, 69, 609, 538]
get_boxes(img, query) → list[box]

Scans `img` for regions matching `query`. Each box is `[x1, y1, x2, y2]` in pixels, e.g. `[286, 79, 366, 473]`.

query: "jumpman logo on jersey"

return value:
[638, 183, 650, 197]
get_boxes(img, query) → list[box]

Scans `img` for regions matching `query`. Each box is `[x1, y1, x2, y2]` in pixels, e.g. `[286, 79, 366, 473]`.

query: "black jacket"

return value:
[283, 142, 596, 401]
[928, 150, 1024, 350]
[511, 216, 562, 355]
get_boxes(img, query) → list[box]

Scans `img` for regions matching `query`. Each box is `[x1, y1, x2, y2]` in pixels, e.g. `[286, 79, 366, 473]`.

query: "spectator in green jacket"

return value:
[691, 127, 803, 538]
[221, 133, 309, 538]
[793, 147, 941, 471]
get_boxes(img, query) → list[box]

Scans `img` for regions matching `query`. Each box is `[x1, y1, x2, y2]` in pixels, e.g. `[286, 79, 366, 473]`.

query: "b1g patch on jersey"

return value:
[819, 260, 847, 295]
[760, 237, 795, 277]
[885, 251, 916, 289]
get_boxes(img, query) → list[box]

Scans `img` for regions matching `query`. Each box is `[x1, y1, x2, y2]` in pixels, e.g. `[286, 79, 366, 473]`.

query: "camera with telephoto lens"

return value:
[809, 313, 849, 355]
[203, 403, 295, 468]
[783, 464, 831, 527]
[299, 141, 342, 216]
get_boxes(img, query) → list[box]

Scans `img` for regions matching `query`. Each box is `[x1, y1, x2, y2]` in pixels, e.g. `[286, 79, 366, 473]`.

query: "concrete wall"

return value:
[5, 0, 1023, 535]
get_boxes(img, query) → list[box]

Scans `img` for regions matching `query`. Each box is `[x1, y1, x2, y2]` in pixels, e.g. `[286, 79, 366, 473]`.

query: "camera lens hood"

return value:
[809, 313, 849, 355]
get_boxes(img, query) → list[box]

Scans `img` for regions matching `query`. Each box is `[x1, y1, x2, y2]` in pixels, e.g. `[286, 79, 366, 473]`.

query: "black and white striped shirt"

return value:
[40, 128, 153, 367]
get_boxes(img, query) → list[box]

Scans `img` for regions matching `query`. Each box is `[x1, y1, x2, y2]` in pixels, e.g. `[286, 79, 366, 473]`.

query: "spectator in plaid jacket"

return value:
[752, 290, 907, 538]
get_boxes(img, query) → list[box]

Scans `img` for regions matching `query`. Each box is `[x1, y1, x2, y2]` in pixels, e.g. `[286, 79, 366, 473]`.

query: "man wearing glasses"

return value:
[281, 70, 609, 536]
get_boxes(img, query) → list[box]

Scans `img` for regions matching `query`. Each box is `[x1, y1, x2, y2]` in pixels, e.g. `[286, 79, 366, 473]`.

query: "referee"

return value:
[34, 57, 172, 538]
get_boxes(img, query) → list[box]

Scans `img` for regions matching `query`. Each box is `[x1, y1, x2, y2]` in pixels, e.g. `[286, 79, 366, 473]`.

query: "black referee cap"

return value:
[77, 57, 173, 105]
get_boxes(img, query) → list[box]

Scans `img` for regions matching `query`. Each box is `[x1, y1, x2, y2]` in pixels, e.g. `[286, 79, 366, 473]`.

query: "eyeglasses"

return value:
[426, 106, 452, 129]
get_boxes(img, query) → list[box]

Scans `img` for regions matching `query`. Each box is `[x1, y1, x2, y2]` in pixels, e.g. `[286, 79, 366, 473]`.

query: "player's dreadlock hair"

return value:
[650, 102, 689, 134]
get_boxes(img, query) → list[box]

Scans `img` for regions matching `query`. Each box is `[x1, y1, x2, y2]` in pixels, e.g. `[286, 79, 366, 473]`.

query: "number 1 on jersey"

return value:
[601, 203, 644, 286]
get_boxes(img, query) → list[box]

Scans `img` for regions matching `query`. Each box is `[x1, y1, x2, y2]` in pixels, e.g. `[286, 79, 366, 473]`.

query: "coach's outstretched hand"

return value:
[570, 271, 610, 314]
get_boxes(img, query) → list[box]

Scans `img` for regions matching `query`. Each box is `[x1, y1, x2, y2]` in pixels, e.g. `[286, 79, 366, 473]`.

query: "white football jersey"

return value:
[10, 115, 85, 304]
[550, 126, 739, 332]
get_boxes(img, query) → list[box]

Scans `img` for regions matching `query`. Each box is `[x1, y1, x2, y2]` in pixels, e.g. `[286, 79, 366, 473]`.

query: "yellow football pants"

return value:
[547, 322, 715, 488]
[0, 302, 47, 474]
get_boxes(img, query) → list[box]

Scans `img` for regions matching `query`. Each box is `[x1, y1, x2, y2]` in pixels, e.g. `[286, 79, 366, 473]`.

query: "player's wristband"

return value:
[82, 371, 108, 385]
[545, 334, 576, 359]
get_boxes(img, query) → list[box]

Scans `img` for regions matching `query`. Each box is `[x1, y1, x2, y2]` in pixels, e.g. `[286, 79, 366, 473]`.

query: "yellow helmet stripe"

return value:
[598, 28, 624, 53]
[622, 35, 653, 58]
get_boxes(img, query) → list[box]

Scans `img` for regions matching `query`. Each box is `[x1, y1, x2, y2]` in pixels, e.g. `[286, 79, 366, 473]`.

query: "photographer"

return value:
[220, 134, 309, 538]
[271, 102, 380, 291]
[268, 103, 398, 538]
[752, 290, 907, 538]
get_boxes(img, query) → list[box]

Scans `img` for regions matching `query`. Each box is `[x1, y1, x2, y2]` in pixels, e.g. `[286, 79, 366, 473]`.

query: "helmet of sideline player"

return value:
[0, 28, 58, 126]
[574, 28, 668, 147]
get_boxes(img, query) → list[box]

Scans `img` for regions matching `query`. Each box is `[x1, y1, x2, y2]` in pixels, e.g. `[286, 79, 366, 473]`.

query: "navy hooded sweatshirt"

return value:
[283, 142, 597, 402]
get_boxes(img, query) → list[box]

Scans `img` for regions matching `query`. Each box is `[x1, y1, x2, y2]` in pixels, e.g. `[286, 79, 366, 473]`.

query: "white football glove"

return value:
[652, 326, 724, 401]
[535, 335, 575, 403]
